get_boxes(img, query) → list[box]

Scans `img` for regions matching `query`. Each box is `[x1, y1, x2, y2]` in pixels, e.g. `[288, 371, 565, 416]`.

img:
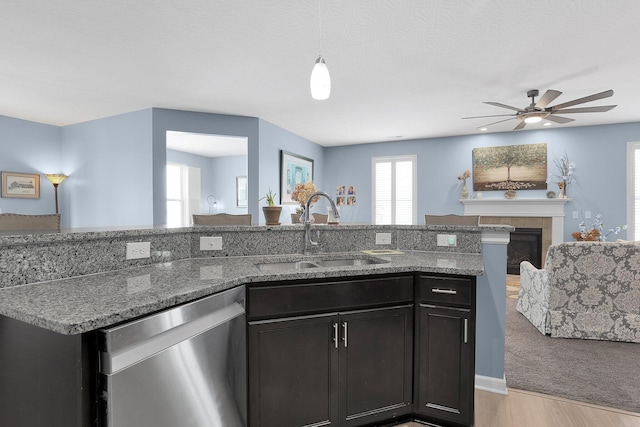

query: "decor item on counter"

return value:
[310, 0, 330, 100]
[571, 213, 627, 241]
[259, 188, 281, 226]
[207, 195, 218, 213]
[548, 152, 575, 198]
[457, 169, 470, 199]
[472, 143, 547, 192]
[44, 173, 68, 213]
[1, 171, 40, 199]
[236, 176, 247, 207]
[291, 181, 320, 211]
[280, 150, 314, 204]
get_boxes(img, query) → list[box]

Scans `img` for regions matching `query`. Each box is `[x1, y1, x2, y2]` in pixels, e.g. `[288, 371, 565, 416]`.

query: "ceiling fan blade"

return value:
[462, 114, 516, 119]
[483, 101, 522, 112]
[550, 89, 614, 110]
[553, 105, 617, 114]
[477, 117, 517, 128]
[535, 90, 562, 109]
[545, 115, 575, 124]
[514, 121, 526, 130]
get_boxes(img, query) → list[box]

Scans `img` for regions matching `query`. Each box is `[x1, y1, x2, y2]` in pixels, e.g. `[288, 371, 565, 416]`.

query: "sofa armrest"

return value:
[519, 261, 549, 307]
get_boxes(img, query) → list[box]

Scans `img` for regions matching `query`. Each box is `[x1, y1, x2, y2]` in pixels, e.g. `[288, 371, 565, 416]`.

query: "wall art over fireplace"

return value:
[472, 143, 547, 192]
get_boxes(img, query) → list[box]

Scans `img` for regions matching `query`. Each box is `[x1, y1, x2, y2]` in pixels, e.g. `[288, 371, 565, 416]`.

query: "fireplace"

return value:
[507, 228, 542, 275]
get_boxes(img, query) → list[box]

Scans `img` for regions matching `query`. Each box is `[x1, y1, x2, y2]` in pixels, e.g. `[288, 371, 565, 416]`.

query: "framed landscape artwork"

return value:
[280, 151, 314, 204]
[472, 143, 547, 191]
[1, 171, 40, 199]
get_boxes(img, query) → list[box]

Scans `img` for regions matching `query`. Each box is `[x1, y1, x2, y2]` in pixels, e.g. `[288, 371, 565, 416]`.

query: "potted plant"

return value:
[259, 188, 282, 226]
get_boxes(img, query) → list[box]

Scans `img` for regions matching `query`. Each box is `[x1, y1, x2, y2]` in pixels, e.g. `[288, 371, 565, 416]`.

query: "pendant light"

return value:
[310, 1, 330, 100]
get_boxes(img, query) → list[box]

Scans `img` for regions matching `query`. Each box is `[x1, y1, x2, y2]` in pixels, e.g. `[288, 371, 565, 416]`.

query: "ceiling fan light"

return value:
[524, 115, 542, 124]
[310, 56, 331, 100]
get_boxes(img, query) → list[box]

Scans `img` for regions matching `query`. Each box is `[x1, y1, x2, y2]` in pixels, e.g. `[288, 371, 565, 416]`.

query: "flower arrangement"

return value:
[291, 181, 320, 211]
[571, 213, 627, 241]
[548, 153, 575, 197]
[457, 170, 470, 185]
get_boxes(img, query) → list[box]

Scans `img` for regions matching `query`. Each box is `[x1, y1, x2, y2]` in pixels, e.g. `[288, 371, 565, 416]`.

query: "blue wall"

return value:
[0, 115, 61, 218]
[61, 109, 153, 228]
[151, 109, 259, 225]
[325, 123, 640, 240]
[258, 119, 326, 223]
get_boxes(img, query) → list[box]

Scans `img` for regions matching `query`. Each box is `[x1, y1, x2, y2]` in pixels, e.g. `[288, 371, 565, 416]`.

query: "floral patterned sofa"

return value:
[517, 241, 640, 343]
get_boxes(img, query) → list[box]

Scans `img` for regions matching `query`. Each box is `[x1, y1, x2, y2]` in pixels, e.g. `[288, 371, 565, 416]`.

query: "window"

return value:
[372, 155, 416, 224]
[627, 142, 640, 240]
[167, 163, 201, 227]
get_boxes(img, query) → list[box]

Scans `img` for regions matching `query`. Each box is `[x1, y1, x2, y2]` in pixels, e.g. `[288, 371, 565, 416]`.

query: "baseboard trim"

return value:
[475, 374, 508, 395]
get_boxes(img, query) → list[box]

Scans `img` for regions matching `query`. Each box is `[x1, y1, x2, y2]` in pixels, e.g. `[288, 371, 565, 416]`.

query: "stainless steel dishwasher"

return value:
[99, 286, 246, 427]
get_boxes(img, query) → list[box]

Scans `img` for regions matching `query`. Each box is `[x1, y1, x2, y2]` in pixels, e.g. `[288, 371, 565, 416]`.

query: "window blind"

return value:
[372, 156, 416, 225]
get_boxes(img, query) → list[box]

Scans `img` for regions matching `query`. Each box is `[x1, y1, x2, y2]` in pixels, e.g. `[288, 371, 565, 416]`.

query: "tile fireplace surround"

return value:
[461, 198, 570, 266]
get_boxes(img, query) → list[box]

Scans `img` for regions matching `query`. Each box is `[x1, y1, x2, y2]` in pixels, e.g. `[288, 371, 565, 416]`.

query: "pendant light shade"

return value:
[310, 55, 331, 100]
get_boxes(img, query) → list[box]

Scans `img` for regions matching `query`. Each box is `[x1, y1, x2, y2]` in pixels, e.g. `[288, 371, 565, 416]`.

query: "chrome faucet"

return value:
[303, 191, 340, 255]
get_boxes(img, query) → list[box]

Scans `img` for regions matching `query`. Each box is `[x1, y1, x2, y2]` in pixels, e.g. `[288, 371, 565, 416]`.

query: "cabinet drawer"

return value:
[248, 275, 413, 319]
[419, 275, 472, 307]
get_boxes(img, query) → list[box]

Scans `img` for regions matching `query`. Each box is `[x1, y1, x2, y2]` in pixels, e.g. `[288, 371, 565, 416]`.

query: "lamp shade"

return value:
[45, 173, 68, 185]
[310, 56, 331, 100]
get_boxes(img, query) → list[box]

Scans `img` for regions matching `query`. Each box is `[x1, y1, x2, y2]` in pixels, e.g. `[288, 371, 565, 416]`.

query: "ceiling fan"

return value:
[462, 89, 616, 130]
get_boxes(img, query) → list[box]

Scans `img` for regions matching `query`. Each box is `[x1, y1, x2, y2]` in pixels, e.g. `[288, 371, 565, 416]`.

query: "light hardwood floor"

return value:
[396, 388, 640, 427]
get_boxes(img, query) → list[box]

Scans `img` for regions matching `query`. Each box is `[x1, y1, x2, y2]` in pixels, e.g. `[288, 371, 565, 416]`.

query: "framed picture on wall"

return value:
[280, 150, 314, 204]
[236, 175, 248, 207]
[1, 171, 40, 199]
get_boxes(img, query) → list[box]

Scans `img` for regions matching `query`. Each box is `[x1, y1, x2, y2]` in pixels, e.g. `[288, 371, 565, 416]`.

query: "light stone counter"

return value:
[0, 250, 482, 335]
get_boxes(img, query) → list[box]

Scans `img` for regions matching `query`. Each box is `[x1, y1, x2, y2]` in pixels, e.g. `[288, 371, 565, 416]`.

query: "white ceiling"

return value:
[2, 1, 639, 147]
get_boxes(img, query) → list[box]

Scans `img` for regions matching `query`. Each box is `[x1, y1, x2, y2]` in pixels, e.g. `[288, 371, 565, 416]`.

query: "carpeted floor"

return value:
[505, 291, 640, 414]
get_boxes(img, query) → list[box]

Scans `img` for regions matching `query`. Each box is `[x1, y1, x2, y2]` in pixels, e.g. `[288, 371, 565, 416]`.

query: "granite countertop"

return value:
[0, 250, 483, 335]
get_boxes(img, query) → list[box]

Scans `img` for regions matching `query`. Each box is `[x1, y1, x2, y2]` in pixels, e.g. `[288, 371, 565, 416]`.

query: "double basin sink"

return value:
[256, 255, 387, 272]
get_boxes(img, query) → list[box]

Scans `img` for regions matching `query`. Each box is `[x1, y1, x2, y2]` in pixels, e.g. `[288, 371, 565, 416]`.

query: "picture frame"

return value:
[472, 143, 547, 191]
[236, 175, 248, 207]
[1, 171, 40, 199]
[280, 150, 314, 204]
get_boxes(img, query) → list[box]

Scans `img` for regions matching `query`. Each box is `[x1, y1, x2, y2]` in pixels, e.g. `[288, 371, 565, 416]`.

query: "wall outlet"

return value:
[572, 211, 579, 219]
[436, 234, 457, 247]
[126, 242, 151, 259]
[200, 236, 223, 251]
[375, 232, 392, 245]
[584, 211, 591, 219]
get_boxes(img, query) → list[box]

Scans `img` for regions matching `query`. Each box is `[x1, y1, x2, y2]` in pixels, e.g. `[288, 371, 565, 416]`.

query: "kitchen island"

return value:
[0, 224, 510, 427]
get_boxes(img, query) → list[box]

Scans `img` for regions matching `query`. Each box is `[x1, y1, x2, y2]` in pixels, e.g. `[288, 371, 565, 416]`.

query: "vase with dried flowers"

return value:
[290, 181, 320, 223]
[548, 153, 575, 198]
[457, 170, 470, 199]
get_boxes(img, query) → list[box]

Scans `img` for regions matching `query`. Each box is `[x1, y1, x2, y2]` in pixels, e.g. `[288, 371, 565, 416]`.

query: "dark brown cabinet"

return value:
[247, 275, 414, 427]
[415, 274, 476, 427]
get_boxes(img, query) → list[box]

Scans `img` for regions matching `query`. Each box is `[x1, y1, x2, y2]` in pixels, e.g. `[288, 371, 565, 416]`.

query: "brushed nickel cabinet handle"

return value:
[432, 288, 457, 295]
[342, 322, 348, 348]
[464, 319, 468, 344]
[333, 322, 339, 349]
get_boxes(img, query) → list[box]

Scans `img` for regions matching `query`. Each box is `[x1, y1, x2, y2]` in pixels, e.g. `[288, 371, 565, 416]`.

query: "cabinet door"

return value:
[248, 313, 339, 427]
[338, 306, 414, 427]
[417, 305, 474, 426]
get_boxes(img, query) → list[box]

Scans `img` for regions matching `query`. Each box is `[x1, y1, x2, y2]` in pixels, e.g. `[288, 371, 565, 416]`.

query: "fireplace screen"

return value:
[507, 228, 542, 275]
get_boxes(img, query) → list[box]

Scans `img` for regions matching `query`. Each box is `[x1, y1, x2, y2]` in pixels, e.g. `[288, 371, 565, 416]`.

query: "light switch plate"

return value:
[200, 236, 223, 251]
[375, 233, 392, 245]
[437, 234, 457, 247]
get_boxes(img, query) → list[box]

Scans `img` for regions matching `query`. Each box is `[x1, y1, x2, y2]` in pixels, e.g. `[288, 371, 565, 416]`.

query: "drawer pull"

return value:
[431, 288, 457, 295]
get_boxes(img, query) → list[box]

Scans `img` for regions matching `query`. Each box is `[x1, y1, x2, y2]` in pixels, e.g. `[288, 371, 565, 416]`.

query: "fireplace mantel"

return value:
[461, 198, 570, 244]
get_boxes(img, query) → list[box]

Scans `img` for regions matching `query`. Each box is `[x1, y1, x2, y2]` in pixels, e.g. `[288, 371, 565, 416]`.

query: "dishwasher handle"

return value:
[101, 298, 245, 375]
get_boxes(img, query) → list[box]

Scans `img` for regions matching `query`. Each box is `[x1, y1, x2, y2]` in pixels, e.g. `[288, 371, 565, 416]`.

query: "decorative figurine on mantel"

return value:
[458, 170, 470, 199]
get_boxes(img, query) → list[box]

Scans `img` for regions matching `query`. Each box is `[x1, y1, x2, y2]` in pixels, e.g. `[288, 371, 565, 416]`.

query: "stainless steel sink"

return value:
[315, 258, 380, 267]
[256, 256, 386, 272]
[257, 261, 319, 272]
